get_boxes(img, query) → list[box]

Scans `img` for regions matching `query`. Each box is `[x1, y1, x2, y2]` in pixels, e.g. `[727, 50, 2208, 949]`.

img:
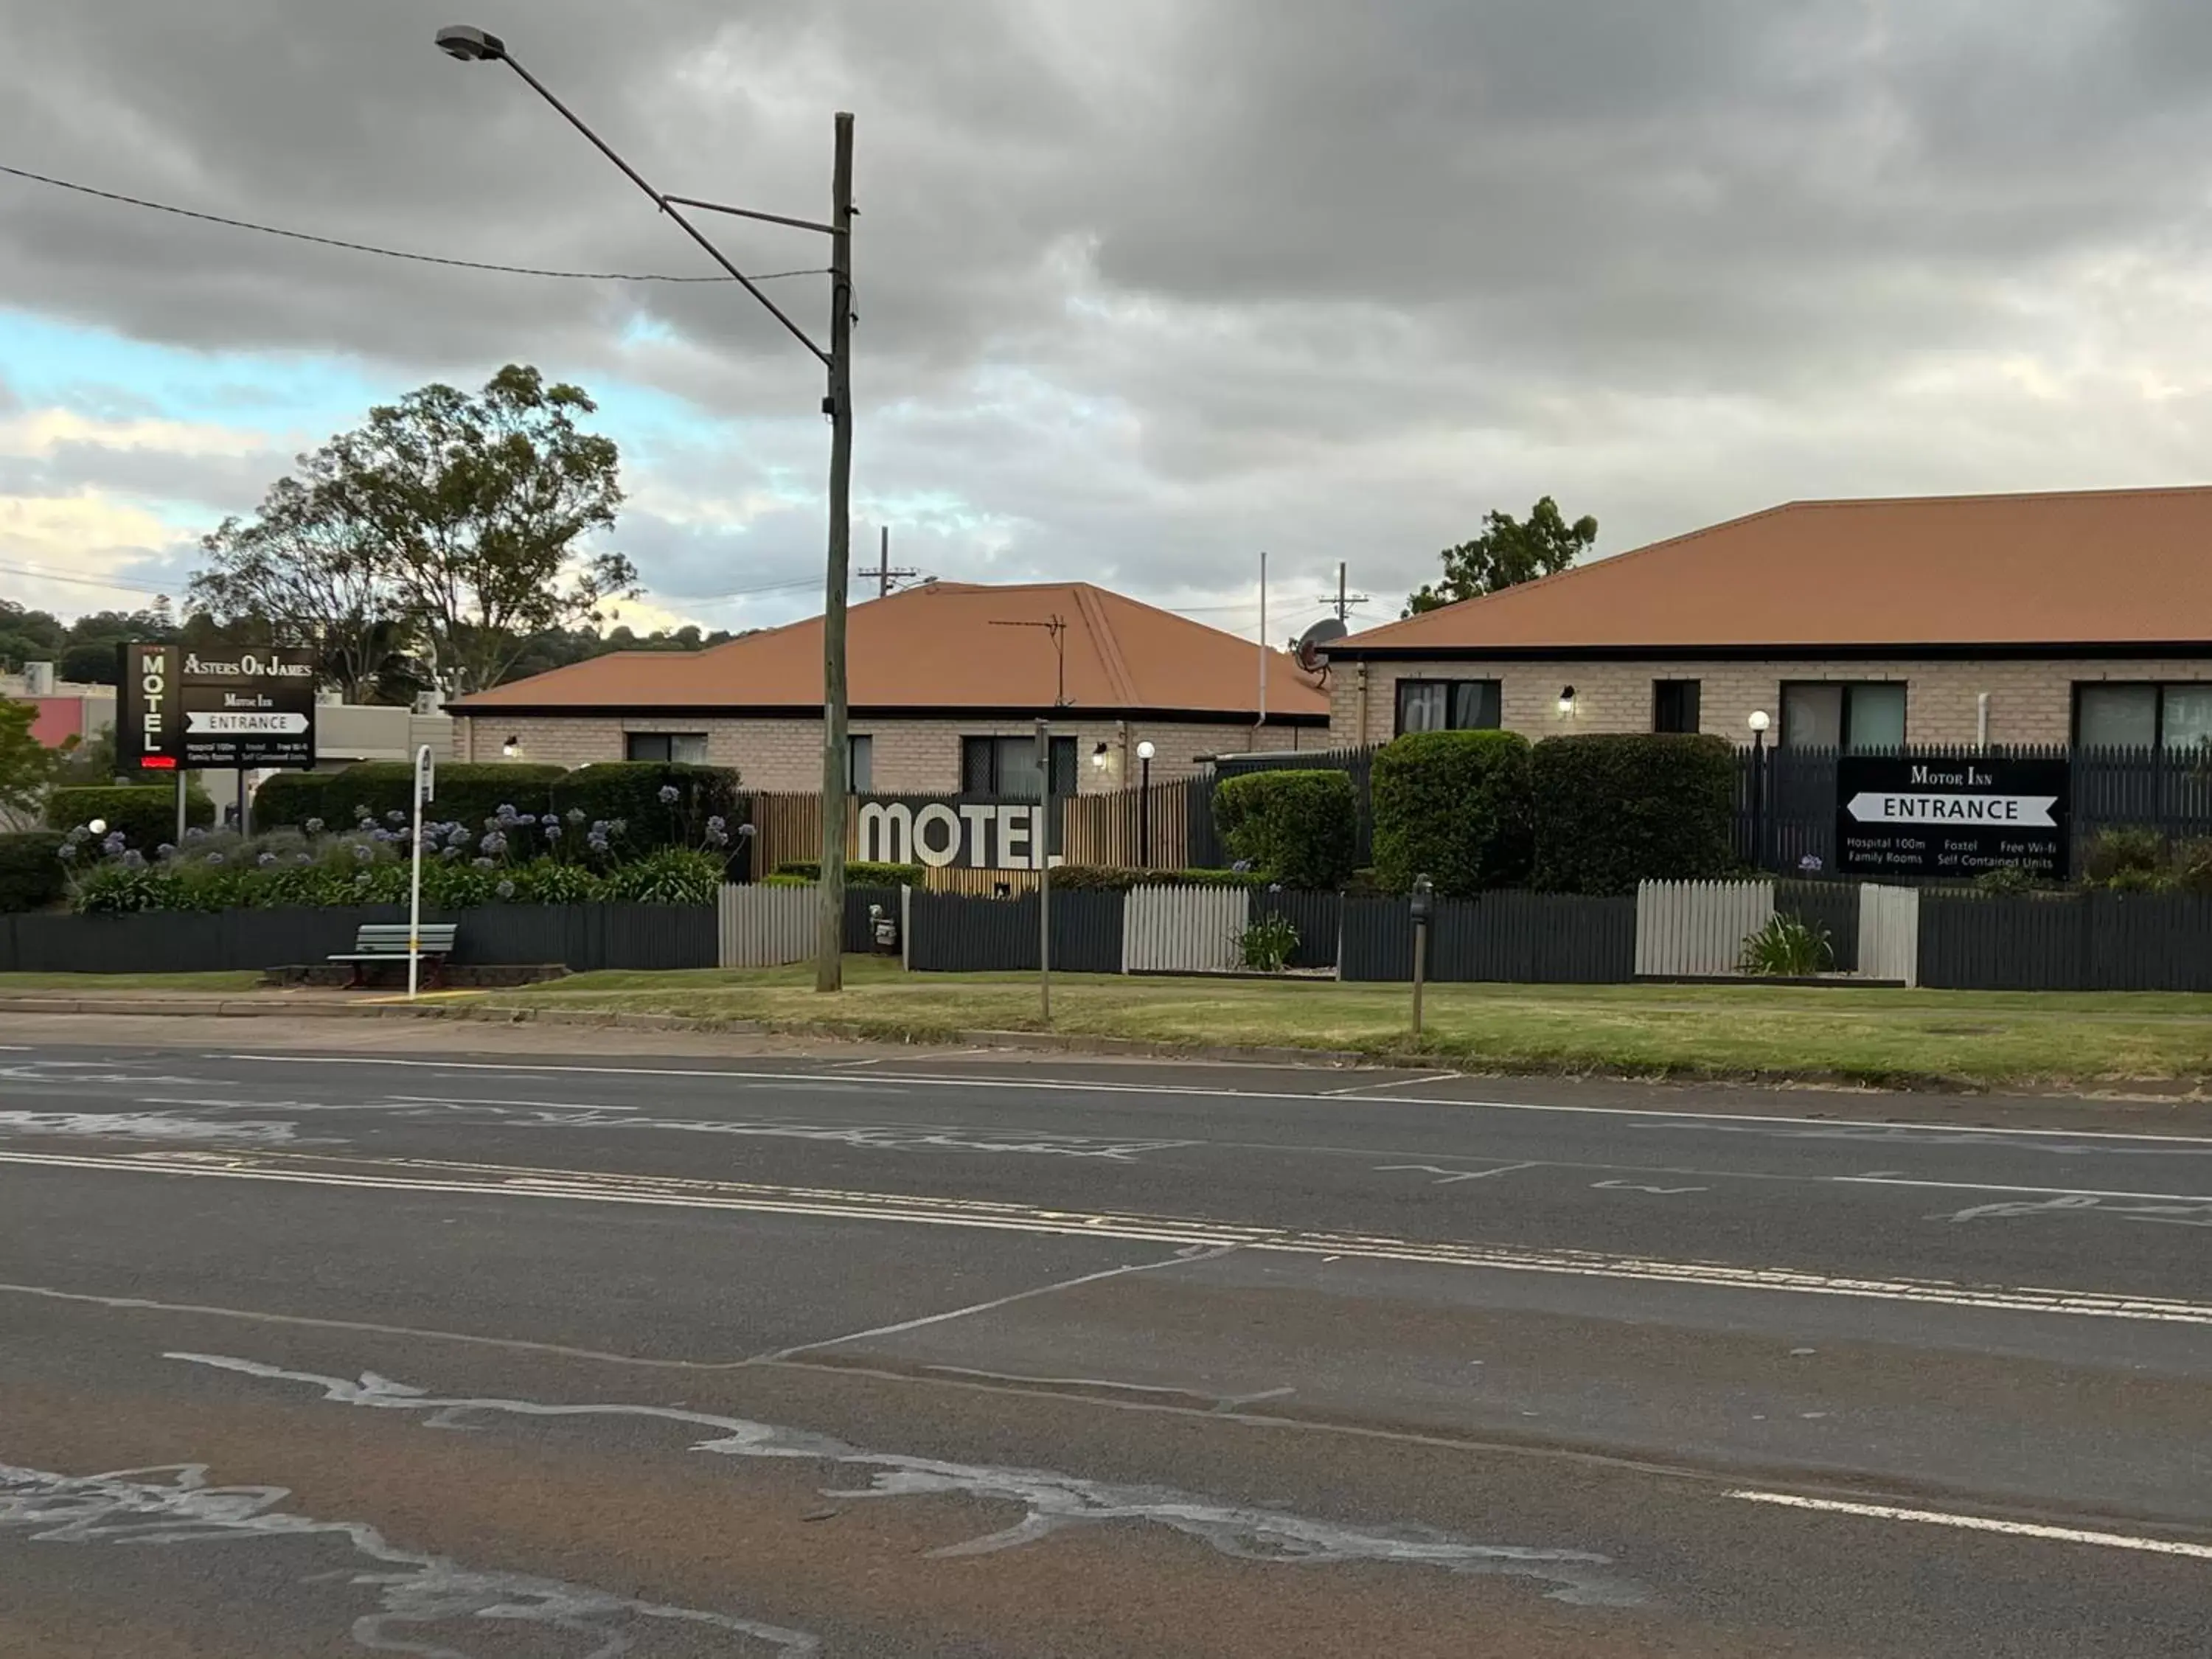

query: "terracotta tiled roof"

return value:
[1331, 486, 2212, 655]
[453, 580, 1329, 719]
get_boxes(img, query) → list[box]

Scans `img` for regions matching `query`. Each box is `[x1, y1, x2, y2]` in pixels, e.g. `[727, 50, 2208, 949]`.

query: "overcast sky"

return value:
[4, 0, 2211, 646]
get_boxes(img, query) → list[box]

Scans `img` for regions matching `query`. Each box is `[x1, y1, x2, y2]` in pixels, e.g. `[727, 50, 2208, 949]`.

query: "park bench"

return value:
[327, 922, 459, 989]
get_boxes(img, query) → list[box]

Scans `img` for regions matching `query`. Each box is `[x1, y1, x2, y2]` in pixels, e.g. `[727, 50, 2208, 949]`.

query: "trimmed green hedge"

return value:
[1213, 770, 1360, 891]
[251, 771, 338, 832]
[257, 762, 566, 835]
[773, 859, 928, 886]
[44, 785, 215, 848]
[1048, 866, 1278, 891]
[549, 762, 745, 852]
[1531, 733, 1737, 895]
[1371, 731, 1534, 896]
[0, 831, 67, 913]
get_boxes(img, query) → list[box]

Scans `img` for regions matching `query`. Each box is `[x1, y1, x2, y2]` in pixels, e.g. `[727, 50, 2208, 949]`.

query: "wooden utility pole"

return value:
[1036, 717, 1052, 1025]
[815, 111, 855, 992]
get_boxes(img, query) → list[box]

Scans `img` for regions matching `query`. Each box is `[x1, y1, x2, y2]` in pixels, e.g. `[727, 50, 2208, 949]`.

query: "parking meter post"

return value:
[1409, 874, 1434, 1040]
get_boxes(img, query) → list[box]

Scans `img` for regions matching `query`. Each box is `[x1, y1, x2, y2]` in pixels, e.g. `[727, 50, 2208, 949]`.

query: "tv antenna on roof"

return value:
[989, 613, 1071, 706]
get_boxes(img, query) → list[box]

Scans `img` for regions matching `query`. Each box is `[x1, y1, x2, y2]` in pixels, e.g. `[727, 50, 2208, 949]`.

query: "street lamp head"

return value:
[434, 24, 507, 61]
[1748, 709, 1772, 735]
[1136, 740, 1156, 762]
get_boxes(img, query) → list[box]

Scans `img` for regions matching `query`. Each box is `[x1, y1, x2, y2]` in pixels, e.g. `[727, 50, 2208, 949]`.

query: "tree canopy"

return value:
[0, 697, 55, 818]
[1403, 497, 1599, 616]
[189, 364, 639, 700]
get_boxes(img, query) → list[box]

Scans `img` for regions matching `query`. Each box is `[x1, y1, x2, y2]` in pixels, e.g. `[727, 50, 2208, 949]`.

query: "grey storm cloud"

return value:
[5, 0, 2212, 623]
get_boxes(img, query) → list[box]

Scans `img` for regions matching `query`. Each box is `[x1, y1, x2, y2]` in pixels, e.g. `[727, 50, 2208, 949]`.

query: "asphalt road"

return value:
[1, 1015, 2208, 1655]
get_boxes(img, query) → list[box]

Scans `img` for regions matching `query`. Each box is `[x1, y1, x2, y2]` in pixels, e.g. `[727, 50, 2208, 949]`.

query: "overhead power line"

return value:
[0, 557, 166, 597]
[0, 164, 830, 285]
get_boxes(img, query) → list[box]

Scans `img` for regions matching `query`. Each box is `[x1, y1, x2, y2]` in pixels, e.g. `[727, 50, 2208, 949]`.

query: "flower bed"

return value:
[53, 791, 733, 914]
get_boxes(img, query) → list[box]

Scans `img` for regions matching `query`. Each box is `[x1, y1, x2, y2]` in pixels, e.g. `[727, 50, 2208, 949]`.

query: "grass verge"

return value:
[484, 959, 2212, 1091]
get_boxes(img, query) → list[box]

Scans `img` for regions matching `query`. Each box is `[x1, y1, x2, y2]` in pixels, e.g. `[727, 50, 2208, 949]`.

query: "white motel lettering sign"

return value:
[857, 799, 1064, 870]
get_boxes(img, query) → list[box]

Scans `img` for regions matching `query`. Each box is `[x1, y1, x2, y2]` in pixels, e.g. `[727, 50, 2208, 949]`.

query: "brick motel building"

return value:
[450, 580, 1328, 793]
[1322, 486, 2212, 753]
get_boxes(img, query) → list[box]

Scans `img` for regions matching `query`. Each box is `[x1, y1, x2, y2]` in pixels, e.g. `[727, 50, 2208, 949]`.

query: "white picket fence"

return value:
[717, 882, 817, 968]
[1122, 886, 1250, 974]
[1635, 880, 1774, 977]
[1858, 884, 1921, 987]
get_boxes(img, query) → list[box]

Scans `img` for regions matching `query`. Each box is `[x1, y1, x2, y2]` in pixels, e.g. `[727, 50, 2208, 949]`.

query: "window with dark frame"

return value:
[2074, 682, 2212, 749]
[1779, 683, 1906, 751]
[624, 731, 709, 764]
[1393, 678, 1502, 736]
[846, 734, 874, 793]
[959, 734, 1078, 795]
[1652, 679, 1702, 734]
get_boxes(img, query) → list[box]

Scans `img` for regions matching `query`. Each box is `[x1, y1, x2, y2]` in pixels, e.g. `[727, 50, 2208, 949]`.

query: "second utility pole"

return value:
[816, 112, 856, 992]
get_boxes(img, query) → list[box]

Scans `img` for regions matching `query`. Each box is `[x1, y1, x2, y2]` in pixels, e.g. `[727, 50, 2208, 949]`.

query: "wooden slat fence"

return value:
[1635, 880, 1774, 977]
[1061, 779, 1193, 871]
[717, 883, 816, 967]
[1124, 886, 1250, 974]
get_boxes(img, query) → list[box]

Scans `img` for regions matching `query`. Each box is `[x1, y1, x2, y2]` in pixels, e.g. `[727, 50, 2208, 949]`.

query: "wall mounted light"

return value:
[1091, 740, 1110, 770]
[501, 735, 521, 758]
[1557, 685, 1577, 716]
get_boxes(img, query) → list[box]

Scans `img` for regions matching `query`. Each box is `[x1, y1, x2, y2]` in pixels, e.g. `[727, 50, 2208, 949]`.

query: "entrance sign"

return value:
[117, 643, 319, 771]
[1835, 755, 2069, 880]
[858, 799, 1063, 870]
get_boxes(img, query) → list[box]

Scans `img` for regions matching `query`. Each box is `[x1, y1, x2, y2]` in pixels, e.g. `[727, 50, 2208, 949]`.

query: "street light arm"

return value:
[490, 50, 832, 366]
[663, 194, 838, 237]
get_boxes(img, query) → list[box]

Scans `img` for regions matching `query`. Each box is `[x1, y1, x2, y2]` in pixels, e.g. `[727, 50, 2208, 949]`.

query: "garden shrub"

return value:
[299, 761, 568, 837]
[772, 859, 927, 887]
[600, 848, 725, 905]
[1531, 734, 1736, 895]
[1371, 731, 1534, 896]
[2081, 826, 2168, 888]
[0, 832, 68, 912]
[251, 771, 338, 832]
[549, 762, 745, 855]
[1045, 866, 1277, 891]
[44, 784, 215, 847]
[1213, 770, 1360, 891]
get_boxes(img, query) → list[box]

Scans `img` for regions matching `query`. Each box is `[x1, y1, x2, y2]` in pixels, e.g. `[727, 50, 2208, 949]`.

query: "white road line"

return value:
[1327, 1073, 1459, 1096]
[1838, 1176, 2212, 1203]
[752, 1246, 1234, 1363]
[7, 1146, 2210, 1326]
[1728, 1490, 2212, 1560]
[388, 1096, 643, 1112]
[219, 1052, 2212, 1146]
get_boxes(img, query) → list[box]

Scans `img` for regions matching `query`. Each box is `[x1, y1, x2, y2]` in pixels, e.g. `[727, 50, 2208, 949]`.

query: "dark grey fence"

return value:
[844, 886, 904, 953]
[907, 889, 1127, 974]
[1253, 889, 1342, 970]
[0, 903, 716, 975]
[1340, 892, 1635, 984]
[1190, 744, 1378, 869]
[1919, 890, 2212, 991]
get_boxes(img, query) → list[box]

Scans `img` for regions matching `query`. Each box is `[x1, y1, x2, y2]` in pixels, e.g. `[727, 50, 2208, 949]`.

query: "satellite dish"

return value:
[1294, 616, 1348, 673]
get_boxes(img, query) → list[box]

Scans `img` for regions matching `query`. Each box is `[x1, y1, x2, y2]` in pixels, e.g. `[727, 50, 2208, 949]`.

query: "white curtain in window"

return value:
[2163, 686, 2212, 751]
